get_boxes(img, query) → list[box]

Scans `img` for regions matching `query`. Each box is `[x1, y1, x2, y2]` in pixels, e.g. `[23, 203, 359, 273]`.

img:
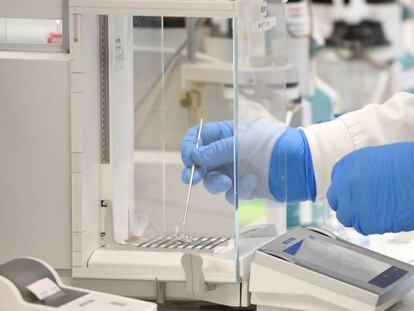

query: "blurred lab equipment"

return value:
[312, 0, 404, 112]
[0, 258, 156, 311]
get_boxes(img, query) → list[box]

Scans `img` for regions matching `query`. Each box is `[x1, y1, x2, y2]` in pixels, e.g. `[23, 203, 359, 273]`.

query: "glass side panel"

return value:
[162, 17, 236, 238]
[235, 0, 287, 267]
[130, 2, 287, 281]
[132, 16, 166, 240]
[132, 15, 239, 280]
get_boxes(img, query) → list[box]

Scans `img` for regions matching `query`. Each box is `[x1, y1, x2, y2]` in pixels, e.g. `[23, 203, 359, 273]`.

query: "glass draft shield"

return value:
[69, 0, 288, 286]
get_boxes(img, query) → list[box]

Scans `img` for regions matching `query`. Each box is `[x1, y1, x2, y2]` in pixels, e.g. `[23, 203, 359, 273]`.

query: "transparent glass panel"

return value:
[162, 17, 236, 238]
[126, 1, 286, 282]
[132, 14, 239, 281]
[0, 18, 63, 44]
[132, 16, 166, 240]
[235, 0, 287, 263]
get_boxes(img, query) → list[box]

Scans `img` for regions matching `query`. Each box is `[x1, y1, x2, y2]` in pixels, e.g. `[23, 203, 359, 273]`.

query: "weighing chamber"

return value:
[69, 0, 289, 306]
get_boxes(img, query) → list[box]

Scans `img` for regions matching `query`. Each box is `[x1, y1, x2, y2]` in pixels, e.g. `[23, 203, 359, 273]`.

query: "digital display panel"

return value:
[283, 236, 408, 288]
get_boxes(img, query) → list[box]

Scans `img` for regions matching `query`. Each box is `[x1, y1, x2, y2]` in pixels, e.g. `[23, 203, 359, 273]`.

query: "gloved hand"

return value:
[181, 120, 316, 203]
[327, 142, 414, 235]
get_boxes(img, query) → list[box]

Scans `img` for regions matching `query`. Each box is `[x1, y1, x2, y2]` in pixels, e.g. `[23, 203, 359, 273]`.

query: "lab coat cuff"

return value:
[303, 119, 355, 201]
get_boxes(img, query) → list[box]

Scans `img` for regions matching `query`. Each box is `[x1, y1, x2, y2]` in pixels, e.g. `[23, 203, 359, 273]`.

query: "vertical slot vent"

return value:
[99, 15, 110, 164]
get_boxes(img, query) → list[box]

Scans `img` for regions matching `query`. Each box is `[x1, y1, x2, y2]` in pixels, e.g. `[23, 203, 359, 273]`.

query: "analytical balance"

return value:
[68, 0, 289, 306]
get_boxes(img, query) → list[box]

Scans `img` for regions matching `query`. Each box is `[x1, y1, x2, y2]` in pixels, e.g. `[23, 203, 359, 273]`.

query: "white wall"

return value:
[0, 0, 64, 19]
[0, 52, 71, 269]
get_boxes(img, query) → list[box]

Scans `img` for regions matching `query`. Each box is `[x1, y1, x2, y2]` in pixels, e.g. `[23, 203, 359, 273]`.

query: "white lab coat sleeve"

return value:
[303, 92, 414, 201]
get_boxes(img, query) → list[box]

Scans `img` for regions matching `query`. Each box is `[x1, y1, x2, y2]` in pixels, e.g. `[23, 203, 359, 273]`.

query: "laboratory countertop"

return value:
[152, 290, 414, 311]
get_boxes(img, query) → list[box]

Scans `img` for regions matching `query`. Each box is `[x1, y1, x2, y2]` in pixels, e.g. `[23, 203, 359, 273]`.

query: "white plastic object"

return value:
[130, 213, 150, 237]
[181, 253, 215, 297]
[0, 257, 157, 311]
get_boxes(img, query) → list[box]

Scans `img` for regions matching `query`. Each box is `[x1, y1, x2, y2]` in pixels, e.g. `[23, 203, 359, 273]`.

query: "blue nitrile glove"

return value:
[327, 143, 414, 235]
[181, 120, 316, 203]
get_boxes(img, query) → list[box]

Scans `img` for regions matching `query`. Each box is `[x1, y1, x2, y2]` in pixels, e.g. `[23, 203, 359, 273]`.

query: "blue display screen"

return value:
[368, 266, 408, 288]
